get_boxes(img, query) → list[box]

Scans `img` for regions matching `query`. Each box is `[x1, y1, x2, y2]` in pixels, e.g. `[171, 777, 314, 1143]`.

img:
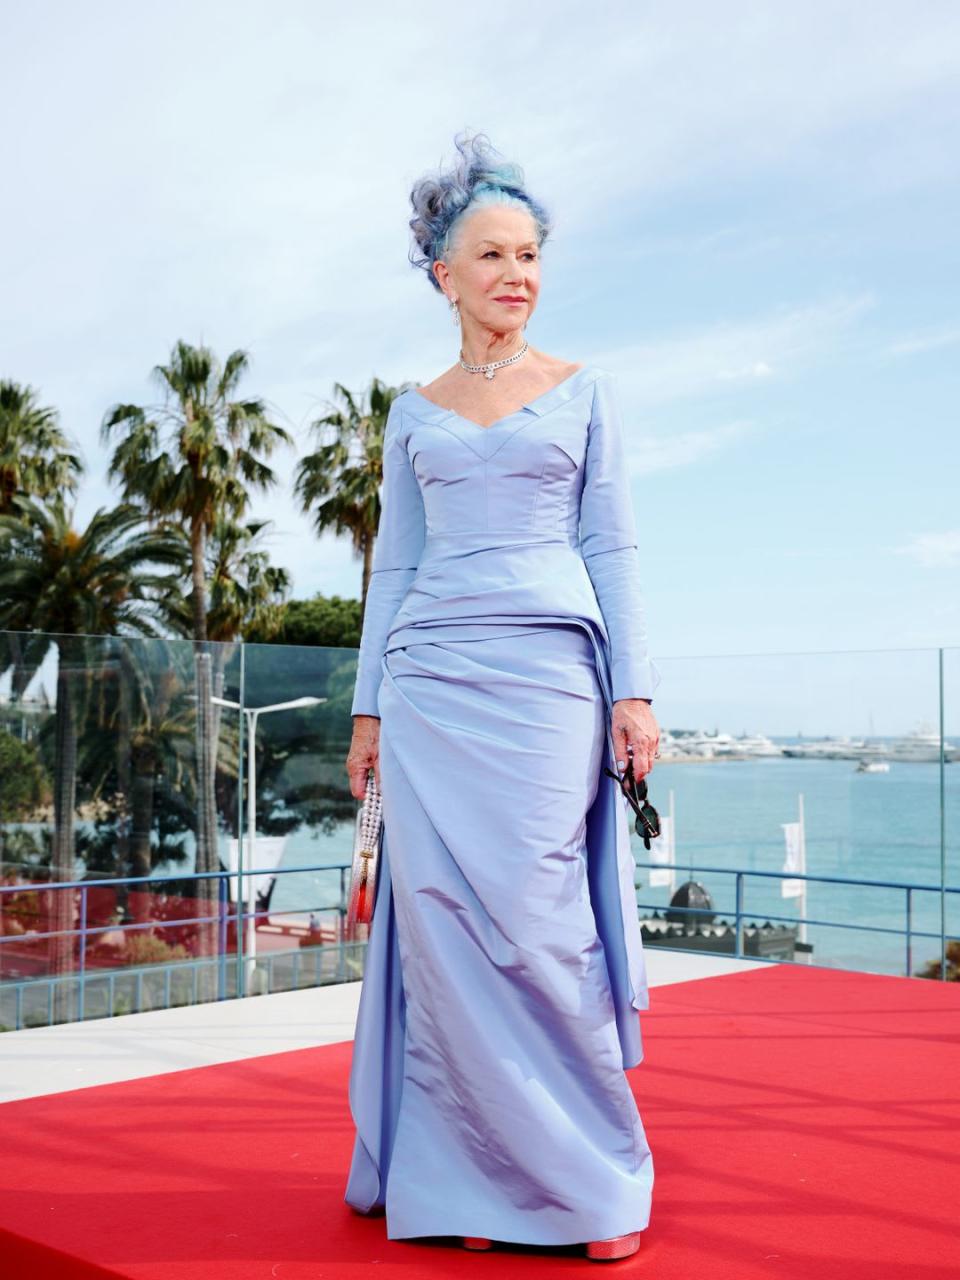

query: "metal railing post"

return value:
[78, 885, 88, 1022]
[217, 872, 228, 1000]
[939, 648, 947, 982]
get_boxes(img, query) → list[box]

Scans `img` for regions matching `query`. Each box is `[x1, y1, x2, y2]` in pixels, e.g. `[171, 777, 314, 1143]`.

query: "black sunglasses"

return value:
[603, 755, 661, 849]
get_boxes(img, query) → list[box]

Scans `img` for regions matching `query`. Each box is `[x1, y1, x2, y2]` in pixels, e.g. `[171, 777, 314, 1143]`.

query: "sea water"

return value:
[630, 755, 959, 977]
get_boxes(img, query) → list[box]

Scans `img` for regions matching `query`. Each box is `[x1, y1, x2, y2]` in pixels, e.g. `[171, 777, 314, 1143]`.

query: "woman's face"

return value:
[434, 203, 541, 333]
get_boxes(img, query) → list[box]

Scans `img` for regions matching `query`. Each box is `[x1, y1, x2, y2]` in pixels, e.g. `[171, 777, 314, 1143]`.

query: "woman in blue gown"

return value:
[344, 131, 662, 1261]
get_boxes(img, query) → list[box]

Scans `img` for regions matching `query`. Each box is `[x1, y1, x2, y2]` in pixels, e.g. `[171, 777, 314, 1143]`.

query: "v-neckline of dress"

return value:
[406, 364, 595, 432]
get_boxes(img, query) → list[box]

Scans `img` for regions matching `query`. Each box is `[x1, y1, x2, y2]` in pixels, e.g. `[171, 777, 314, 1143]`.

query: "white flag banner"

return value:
[781, 821, 804, 898]
[226, 835, 287, 904]
[649, 813, 675, 889]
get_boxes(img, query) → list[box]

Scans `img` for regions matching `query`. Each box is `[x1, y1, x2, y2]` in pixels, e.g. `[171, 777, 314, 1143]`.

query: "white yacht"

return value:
[682, 729, 739, 758]
[730, 732, 785, 758]
[781, 735, 869, 759]
[883, 723, 958, 763]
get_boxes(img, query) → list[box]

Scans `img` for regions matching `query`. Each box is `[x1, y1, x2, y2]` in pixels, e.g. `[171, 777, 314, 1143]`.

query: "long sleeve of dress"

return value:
[350, 401, 426, 717]
[579, 372, 662, 704]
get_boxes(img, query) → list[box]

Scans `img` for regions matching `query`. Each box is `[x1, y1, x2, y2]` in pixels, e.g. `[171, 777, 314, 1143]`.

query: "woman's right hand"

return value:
[347, 715, 381, 799]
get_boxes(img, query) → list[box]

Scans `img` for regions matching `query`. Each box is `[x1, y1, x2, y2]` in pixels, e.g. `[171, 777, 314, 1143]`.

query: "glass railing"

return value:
[1, 630, 956, 1030]
[628, 644, 958, 979]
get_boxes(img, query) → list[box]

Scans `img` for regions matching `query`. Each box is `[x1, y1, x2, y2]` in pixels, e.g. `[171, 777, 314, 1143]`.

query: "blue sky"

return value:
[2, 1, 958, 735]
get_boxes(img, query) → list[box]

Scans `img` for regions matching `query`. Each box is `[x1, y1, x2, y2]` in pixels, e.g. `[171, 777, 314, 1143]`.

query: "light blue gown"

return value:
[344, 365, 662, 1246]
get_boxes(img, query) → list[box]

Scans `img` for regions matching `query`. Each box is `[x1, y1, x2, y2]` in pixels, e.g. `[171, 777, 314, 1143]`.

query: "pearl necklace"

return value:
[459, 339, 529, 381]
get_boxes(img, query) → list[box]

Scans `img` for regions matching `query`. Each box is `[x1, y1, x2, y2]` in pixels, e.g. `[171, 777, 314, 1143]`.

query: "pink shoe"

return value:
[585, 1231, 642, 1260]
[462, 1236, 494, 1250]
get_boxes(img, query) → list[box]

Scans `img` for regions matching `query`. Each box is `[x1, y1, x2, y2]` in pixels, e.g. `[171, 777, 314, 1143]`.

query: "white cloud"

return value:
[886, 328, 960, 357]
[598, 293, 875, 406]
[896, 531, 960, 569]
[627, 419, 757, 475]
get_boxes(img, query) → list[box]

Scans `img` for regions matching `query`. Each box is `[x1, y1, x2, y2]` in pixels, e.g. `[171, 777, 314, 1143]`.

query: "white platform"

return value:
[0, 949, 770, 1103]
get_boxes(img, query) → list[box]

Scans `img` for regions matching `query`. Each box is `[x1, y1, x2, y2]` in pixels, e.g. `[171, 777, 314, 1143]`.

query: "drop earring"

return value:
[449, 297, 460, 326]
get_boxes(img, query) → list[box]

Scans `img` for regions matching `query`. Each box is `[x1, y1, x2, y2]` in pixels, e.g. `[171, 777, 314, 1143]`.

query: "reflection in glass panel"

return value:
[0, 630, 247, 1026]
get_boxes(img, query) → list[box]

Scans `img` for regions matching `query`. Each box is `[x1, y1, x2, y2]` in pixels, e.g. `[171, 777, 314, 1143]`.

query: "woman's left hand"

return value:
[612, 698, 660, 778]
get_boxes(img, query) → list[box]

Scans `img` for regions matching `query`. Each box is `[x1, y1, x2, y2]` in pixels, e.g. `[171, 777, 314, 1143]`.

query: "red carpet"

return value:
[2, 963, 959, 1278]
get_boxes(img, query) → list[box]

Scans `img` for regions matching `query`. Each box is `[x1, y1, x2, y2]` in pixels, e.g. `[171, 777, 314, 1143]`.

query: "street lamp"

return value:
[213, 694, 326, 994]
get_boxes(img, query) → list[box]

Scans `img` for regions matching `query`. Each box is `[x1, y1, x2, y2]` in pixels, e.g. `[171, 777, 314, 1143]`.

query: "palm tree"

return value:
[0, 380, 83, 516]
[0, 380, 84, 704]
[100, 341, 293, 915]
[294, 376, 410, 614]
[184, 514, 291, 645]
[76, 638, 201, 917]
[0, 497, 186, 1018]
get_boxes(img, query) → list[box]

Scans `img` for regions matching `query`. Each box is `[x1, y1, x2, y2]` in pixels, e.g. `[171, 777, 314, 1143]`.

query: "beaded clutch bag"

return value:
[346, 770, 383, 936]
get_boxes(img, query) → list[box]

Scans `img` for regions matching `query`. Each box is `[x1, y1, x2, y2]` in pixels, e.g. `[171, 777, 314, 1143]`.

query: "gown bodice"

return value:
[351, 365, 661, 717]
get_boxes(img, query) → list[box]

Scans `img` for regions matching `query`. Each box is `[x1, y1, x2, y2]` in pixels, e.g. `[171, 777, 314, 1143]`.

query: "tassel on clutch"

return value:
[346, 769, 383, 937]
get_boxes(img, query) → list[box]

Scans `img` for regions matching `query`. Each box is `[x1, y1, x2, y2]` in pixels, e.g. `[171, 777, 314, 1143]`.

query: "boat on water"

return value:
[883, 722, 959, 763]
[781, 735, 873, 760]
[652, 724, 957, 765]
[781, 723, 956, 763]
[663, 729, 783, 759]
[729, 732, 785, 758]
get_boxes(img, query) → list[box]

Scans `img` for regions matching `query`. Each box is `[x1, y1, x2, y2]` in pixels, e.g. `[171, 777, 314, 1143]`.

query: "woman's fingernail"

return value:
[616, 759, 625, 769]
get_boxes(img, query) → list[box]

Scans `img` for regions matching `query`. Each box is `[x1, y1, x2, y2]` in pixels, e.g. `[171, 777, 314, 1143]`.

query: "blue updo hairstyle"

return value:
[408, 130, 553, 293]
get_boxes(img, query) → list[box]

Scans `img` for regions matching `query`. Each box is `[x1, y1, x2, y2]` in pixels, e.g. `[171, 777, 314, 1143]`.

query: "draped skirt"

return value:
[344, 622, 654, 1246]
